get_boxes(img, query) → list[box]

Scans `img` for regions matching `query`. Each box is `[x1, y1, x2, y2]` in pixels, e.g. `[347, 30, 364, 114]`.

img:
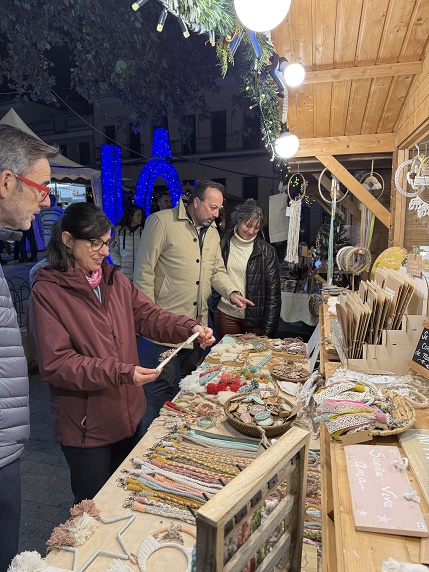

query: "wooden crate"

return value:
[196, 426, 310, 572]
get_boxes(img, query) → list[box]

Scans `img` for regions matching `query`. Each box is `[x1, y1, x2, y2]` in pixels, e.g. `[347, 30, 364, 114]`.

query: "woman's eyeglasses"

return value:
[84, 238, 117, 251]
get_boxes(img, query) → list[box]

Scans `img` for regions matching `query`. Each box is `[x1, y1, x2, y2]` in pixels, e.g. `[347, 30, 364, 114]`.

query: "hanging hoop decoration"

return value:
[287, 172, 307, 202]
[318, 168, 349, 203]
[394, 159, 425, 198]
[359, 160, 385, 201]
[336, 246, 371, 275]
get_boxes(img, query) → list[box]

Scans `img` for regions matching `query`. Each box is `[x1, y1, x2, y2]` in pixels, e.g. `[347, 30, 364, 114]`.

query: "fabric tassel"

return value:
[7, 552, 47, 572]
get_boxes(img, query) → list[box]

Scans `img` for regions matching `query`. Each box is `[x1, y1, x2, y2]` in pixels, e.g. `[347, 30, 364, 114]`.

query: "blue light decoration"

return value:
[134, 128, 182, 217]
[100, 144, 123, 225]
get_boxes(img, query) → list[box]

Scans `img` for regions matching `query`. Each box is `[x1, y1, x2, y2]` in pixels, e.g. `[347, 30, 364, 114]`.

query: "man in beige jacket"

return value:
[134, 180, 253, 431]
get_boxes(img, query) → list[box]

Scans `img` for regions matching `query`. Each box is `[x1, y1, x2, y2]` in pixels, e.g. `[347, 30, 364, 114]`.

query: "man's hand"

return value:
[229, 291, 254, 310]
[192, 325, 216, 349]
[133, 366, 161, 387]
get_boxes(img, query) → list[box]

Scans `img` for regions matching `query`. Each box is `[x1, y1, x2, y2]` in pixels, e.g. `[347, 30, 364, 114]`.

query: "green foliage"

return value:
[0, 0, 280, 144]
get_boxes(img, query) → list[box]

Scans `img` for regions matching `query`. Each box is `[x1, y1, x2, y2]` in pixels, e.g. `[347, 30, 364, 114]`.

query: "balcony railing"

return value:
[170, 131, 262, 155]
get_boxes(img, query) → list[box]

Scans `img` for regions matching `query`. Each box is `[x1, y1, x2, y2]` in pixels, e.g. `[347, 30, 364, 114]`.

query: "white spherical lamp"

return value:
[234, 0, 291, 32]
[274, 128, 300, 159]
[282, 63, 305, 87]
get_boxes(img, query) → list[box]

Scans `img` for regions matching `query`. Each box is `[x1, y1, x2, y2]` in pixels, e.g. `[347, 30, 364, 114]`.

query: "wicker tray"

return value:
[370, 388, 416, 437]
[224, 394, 297, 438]
[268, 364, 310, 383]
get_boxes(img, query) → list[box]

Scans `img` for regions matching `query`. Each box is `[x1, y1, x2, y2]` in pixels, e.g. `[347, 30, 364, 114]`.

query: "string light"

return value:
[131, 0, 150, 11]
[157, 8, 168, 32]
[100, 145, 123, 225]
[134, 129, 182, 217]
[178, 17, 190, 38]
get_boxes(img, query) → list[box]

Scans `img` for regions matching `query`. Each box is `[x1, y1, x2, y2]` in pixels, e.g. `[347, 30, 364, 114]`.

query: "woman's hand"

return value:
[133, 366, 161, 387]
[192, 325, 216, 349]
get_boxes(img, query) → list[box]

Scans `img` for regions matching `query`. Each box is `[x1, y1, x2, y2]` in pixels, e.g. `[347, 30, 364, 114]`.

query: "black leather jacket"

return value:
[219, 229, 281, 337]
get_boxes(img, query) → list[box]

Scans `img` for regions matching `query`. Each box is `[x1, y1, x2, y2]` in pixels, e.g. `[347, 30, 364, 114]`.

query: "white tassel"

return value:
[69, 513, 99, 546]
[7, 552, 47, 572]
[381, 558, 429, 571]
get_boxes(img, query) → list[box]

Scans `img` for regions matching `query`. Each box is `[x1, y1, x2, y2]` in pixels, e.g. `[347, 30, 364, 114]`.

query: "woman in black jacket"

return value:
[213, 199, 281, 338]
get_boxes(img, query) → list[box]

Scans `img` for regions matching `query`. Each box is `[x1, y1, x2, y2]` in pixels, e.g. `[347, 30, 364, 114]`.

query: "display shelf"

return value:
[196, 426, 310, 572]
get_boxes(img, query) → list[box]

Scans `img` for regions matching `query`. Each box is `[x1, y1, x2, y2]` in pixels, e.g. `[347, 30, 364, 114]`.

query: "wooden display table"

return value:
[321, 408, 428, 571]
[44, 345, 310, 572]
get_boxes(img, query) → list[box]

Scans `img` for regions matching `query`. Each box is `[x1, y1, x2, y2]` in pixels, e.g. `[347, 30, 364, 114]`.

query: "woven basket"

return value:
[269, 364, 310, 383]
[224, 394, 296, 438]
[370, 388, 416, 437]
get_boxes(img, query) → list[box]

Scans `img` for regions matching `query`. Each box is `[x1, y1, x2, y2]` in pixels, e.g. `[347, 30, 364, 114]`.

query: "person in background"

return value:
[39, 194, 63, 246]
[134, 180, 253, 433]
[0, 124, 58, 572]
[27, 202, 215, 504]
[16, 220, 39, 263]
[157, 191, 172, 210]
[213, 199, 281, 339]
[110, 204, 145, 281]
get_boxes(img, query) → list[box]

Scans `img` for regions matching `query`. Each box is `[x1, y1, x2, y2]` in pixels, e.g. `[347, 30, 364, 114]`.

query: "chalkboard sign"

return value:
[408, 320, 429, 379]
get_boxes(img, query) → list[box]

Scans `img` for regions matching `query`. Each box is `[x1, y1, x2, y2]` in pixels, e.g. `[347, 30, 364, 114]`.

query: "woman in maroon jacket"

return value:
[27, 202, 214, 503]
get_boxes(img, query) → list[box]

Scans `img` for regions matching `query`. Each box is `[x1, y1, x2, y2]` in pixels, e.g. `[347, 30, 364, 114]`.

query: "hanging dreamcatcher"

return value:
[285, 173, 307, 264]
[359, 160, 385, 200]
[395, 144, 429, 217]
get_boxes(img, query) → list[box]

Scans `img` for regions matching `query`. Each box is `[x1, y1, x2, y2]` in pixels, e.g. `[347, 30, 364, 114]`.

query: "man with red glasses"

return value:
[0, 124, 58, 572]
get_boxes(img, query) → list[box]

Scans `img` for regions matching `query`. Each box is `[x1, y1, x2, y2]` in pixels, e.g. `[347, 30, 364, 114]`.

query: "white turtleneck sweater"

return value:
[217, 228, 257, 319]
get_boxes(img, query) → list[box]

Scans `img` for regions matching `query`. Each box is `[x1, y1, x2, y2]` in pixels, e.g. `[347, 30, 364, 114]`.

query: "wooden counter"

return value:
[321, 407, 428, 571]
[44, 345, 310, 572]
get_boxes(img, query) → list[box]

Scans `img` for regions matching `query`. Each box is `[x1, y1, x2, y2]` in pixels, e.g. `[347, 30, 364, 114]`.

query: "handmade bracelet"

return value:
[196, 415, 215, 429]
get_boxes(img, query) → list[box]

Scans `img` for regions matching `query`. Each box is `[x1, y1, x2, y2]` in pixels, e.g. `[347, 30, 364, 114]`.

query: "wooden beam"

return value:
[303, 61, 423, 85]
[389, 149, 407, 247]
[313, 173, 361, 221]
[315, 155, 391, 229]
[295, 133, 395, 158]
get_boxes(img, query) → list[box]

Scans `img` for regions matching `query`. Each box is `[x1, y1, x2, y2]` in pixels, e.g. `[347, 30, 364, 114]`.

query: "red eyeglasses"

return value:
[14, 174, 51, 195]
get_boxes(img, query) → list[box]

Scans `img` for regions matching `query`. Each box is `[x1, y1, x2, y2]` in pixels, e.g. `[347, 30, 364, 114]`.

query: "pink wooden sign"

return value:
[344, 444, 429, 537]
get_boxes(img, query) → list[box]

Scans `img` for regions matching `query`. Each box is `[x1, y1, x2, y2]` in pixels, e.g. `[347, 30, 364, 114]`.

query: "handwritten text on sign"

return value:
[411, 325, 429, 371]
[344, 444, 428, 537]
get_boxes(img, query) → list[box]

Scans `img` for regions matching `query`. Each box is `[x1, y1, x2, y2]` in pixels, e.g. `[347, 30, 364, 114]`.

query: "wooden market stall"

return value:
[270, 0, 429, 258]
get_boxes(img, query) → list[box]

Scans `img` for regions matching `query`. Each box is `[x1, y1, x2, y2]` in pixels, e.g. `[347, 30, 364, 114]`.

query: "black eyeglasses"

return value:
[83, 238, 116, 251]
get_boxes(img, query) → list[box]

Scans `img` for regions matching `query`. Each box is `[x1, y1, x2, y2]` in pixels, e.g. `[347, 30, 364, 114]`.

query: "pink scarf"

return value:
[86, 267, 102, 289]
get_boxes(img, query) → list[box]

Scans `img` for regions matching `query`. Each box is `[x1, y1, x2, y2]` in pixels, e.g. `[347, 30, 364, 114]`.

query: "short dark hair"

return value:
[0, 124, 58, 176]
[48, 202, 114, 271]
[188, 180, 225, 202]
[231, 199, 267, 228]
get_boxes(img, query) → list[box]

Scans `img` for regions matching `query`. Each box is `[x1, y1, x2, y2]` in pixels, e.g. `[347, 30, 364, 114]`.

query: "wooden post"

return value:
[389, 149, 407, 247]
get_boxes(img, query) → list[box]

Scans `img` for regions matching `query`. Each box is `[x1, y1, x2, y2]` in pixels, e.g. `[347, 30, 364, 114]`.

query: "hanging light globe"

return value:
[274, 129, 300, 159]
[234, 0, 291, 32]
[282, 63, 306, 87]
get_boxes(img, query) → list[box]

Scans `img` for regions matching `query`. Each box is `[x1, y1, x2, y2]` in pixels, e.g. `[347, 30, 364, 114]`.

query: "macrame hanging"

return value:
[285, 173, 306, 263]
[327, 175, 339, 285]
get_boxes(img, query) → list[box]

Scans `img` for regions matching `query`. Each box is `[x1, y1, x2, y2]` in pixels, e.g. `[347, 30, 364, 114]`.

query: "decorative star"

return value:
[59, 513, 136, 572]
[358, 510, 368, 517]
[377, 514, 392, 524]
